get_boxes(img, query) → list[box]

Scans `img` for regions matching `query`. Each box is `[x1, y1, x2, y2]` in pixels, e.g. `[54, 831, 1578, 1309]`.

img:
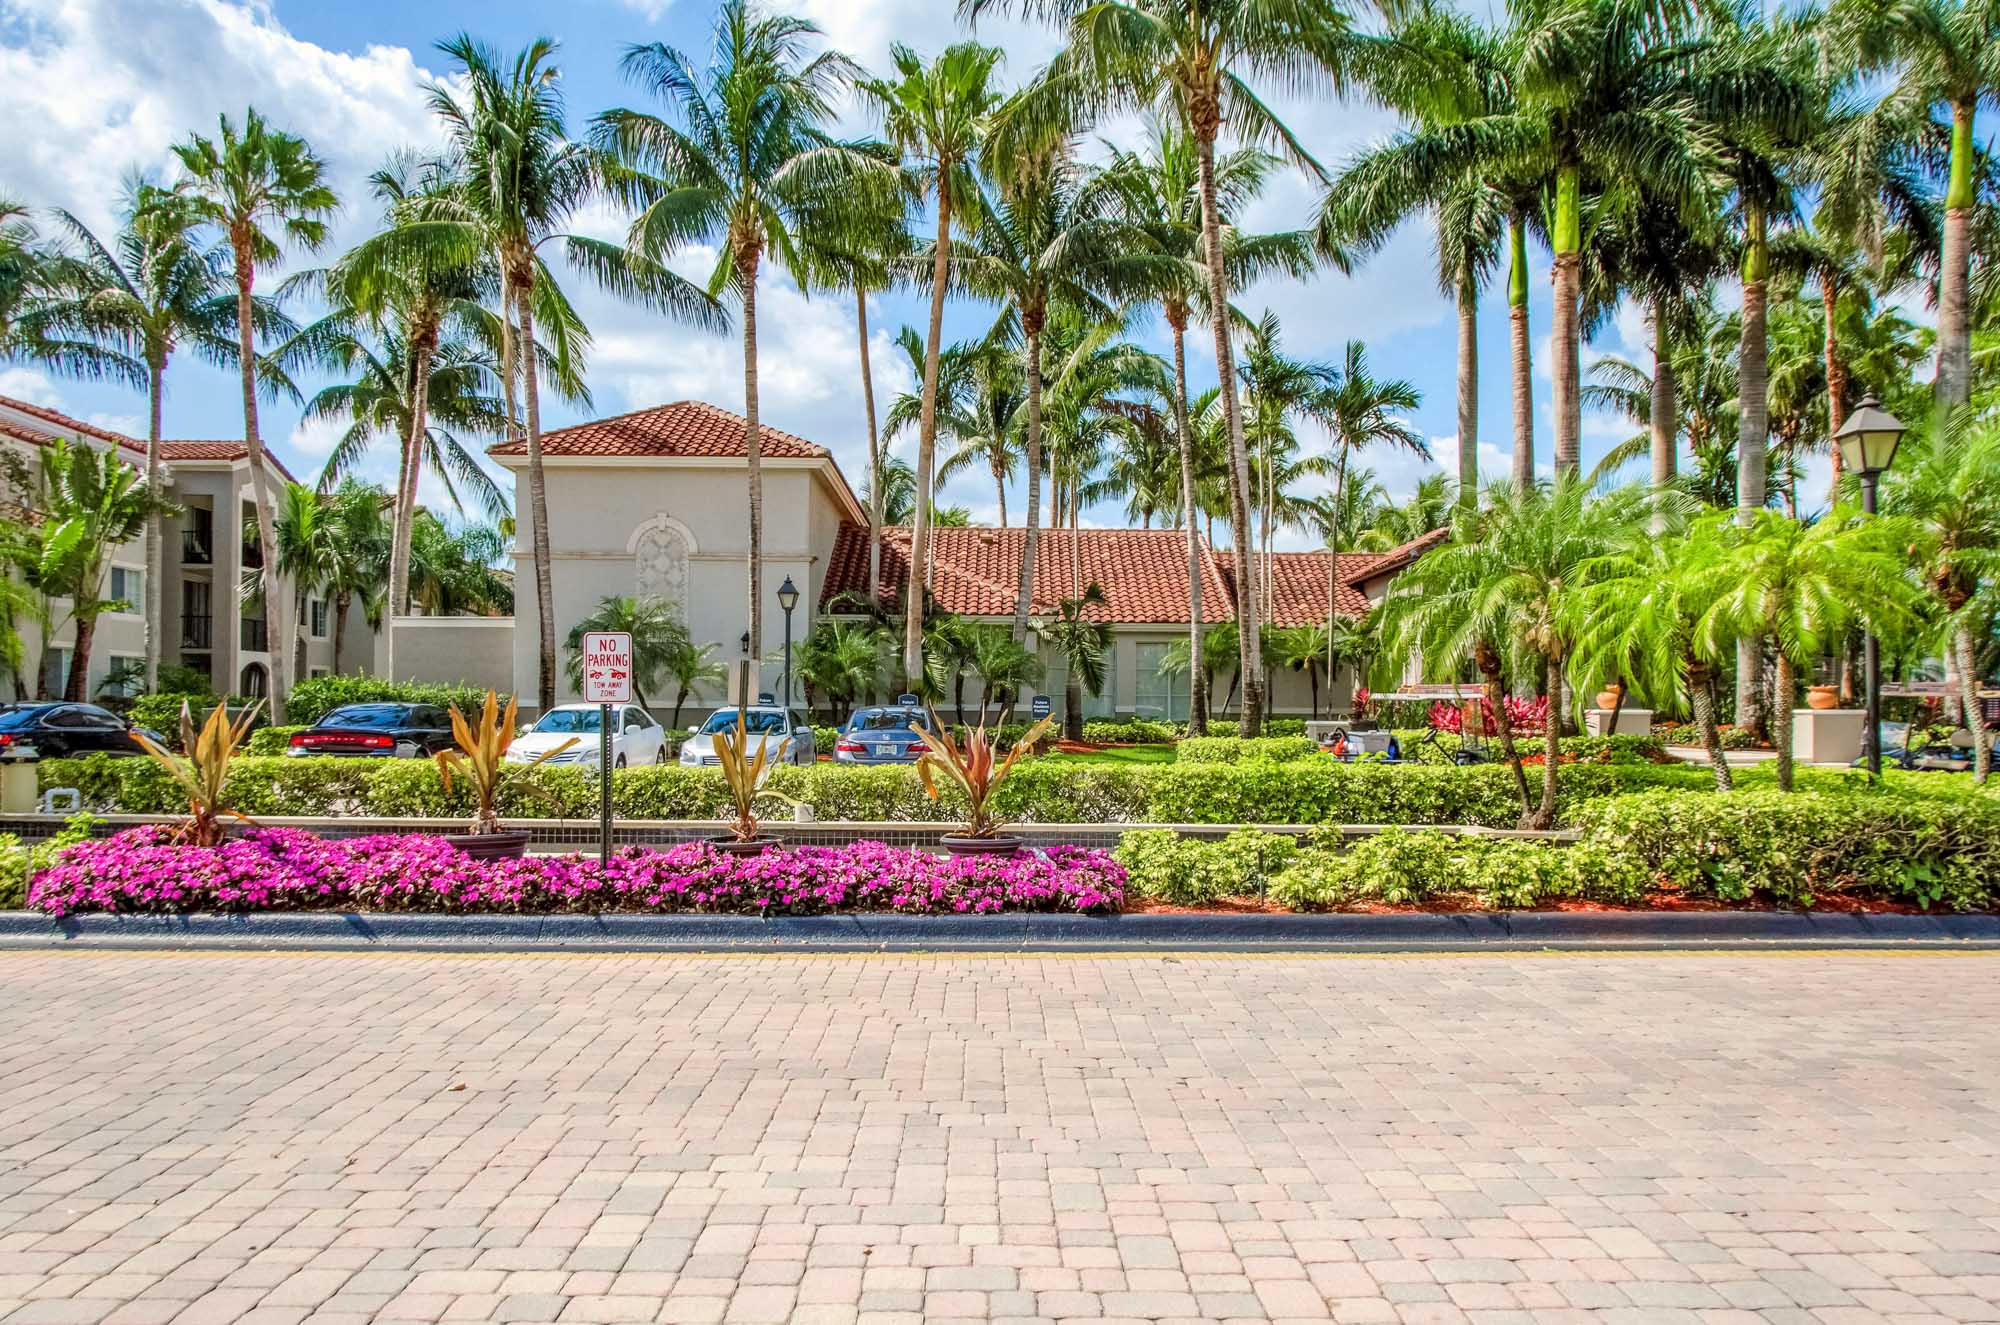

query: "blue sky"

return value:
[0, 0, 1855, 544]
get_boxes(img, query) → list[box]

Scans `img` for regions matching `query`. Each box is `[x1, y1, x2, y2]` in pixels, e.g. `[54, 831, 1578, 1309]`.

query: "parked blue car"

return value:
[832, 706, 935, 764]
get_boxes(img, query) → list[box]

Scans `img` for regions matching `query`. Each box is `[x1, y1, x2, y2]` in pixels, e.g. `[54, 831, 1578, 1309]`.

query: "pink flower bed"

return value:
[28, 828, 1125, 918]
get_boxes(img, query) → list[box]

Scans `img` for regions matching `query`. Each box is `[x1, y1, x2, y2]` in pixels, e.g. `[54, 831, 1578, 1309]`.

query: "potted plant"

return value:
[131, 698, 261, 846]
[435, 691, 575, 858]
[917, 710, 1055, 856]
[711, 711, 797, 855]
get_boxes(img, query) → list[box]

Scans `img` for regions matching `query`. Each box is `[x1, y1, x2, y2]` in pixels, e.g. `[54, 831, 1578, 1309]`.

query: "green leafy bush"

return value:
[811, 725, 840, 757]
[36, 754, 129, 809]
[1652, 723, 1766, 750]
[1568, 787, 2000, 909]
[128, 693, 261, 742]
[1113, 828, 1298, 903]
[1177, 736, 1319, 764]
[285, 677, 503, 727]
[1265, 826, 1650, 911]
[1081, 718, 1177, 745]
[246, 726, 309, 756]
[0, 814, 100, 909]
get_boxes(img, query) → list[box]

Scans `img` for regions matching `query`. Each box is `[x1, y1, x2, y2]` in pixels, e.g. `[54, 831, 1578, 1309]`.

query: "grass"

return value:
[1041, 744, 1179, 766]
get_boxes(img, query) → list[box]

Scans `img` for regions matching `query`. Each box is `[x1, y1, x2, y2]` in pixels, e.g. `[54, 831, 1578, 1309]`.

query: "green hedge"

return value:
[1114, 828, 1297, 903]
[1178, 731, 1665, 766]
[127, 692, 262, 741]
[1653, 723, 1767, 750]
[0, 814, 98, 909]
[41, 753, 1795, 827]
[1179, 736, 1319, 764]
[1265, 827, 1650, 911]
[246, 725, 309, 756]
[284, 677, 504, 727]
[1081, 718, 1177, 745]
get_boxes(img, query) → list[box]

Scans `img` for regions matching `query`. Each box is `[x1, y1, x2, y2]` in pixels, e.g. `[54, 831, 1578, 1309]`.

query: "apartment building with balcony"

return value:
[0, 395, 373, 701]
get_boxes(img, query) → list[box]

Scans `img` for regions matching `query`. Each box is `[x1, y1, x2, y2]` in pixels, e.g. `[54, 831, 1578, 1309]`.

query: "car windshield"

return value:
[849, 710, 924, 733]
[0, 707, 49, 731]
[699, 710, 787, 735]
[320, 705, 409, 729]
[533, 710, 602, 734]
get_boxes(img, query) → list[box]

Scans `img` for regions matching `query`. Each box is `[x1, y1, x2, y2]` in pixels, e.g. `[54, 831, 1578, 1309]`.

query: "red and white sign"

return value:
[581, 631, 633, 704]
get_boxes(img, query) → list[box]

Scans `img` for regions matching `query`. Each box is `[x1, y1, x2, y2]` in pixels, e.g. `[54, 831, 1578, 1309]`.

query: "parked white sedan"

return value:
[506, 703, 669, 769]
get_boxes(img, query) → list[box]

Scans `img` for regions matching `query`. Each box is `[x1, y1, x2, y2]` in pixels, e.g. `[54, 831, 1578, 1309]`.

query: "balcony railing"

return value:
[240, 617, 267, 652]
[181, 530, 212, 565]
[181, 615, 212, 650]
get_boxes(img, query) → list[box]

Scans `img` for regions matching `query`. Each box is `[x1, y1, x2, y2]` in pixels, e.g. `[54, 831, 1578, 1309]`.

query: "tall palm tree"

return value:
[168, 108, 337, 722]
[407, 512, 513, 617]
[563, 595, 695, 711]
[320, 479, 389, 675]
[1093, 121, 1310, 733]
[265, 482, 341, 679]
[2, 197, 143, 386]
[427, 34, 720, 711]
[972, 0, 1359, 734]
[1836, 0, 2000, 415]
[1355, 473, 1453, 550]
[1038, 582, 1113, 741]
[38, 189, 253, 690]
[934, 336, 1026, 525]
[857, 41, 1005, 688]
[1702, 507, 1922, 789]
[597, 1, 883, 694]
[35, 439, 163, 701]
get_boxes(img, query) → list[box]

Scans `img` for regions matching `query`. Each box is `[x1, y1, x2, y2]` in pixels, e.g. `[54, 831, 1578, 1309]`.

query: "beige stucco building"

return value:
[400, 400, 1437, 723]
[0, 395, 370, 704]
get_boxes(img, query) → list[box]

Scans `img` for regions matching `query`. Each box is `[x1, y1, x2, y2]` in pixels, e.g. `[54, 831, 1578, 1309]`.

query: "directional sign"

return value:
[1030, 694, 1052, 720]
[581, 631, 633, 704]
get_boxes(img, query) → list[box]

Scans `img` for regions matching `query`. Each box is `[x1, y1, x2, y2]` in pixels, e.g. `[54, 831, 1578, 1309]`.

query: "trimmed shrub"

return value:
[1081, 718, 1177, 745]
[1177, 736, 1319, 764]
[128, 692, 261, 742]
[1653, 722, 1766, 750]
[29, 828, 1126, 917]
[1113, 828, 1297, 904]
[246, 726, 309, 757]
[1568, 787, 2000, 909]
[36, 754, 129, 809]
[0, 814, 99, 909]
[285, 677, 502, 727]
[1265, 826, 1650, 911]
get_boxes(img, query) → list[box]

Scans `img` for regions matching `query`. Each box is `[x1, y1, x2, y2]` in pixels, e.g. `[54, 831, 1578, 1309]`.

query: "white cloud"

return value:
[0, 368, 63, 407]
[616, 0, 674, 19]
[85, 411, 143, 437]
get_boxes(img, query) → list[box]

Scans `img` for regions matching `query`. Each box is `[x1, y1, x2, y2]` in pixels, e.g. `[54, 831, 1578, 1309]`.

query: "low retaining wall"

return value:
[0, 813, 1578, 851]
[2, 909, 1994, 952]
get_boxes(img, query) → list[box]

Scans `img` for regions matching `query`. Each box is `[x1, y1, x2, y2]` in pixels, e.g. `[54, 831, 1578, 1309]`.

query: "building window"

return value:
[102, 654, 144, 699]
[1133, 642, 1188, 722]
[46, 648, 72, 699]
[108, 566, 143, 612]
[307, 598, 330, 639]
[309, 666, 329, 680]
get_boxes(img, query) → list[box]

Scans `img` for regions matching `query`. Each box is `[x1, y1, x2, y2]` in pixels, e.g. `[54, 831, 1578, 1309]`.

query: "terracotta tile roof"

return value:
[0, 397, 296, 482]
[820, 525, 1431, 625]
[157, 440, 298, 484]
[489, 401, 828, 460]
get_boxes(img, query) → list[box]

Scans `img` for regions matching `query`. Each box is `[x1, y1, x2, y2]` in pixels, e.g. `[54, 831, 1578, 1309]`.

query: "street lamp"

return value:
[776, 575, 800, 712]
[1833, 394, 1906, 779]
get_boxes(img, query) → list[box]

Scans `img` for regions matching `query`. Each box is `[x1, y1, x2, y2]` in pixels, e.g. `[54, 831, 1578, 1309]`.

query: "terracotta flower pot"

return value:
[443, 830, 531, 860]
[708, 835, 783, 858]
[1806, 685, 1840, 711]
[940, 833, 1023, 857]
[1594, 685, 1624, 710]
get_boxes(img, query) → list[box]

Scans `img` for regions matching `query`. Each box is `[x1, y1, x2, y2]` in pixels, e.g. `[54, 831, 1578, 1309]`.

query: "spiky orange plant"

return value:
[132, 699, 262, 846]
[915, 710, 1055, 838]
[435, 690, 576, 834]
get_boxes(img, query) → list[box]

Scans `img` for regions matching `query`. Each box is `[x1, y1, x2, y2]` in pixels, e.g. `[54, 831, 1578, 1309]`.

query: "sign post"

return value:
[581, 631, 633, 867]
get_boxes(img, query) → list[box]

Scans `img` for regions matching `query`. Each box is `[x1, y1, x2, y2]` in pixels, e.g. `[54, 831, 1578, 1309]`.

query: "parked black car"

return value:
[0, 702, 160, 757]
[287, 703, 456, 758]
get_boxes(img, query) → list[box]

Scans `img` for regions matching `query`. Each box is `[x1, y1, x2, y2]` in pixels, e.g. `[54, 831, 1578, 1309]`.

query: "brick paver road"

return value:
[0, 952, 1996, 1325]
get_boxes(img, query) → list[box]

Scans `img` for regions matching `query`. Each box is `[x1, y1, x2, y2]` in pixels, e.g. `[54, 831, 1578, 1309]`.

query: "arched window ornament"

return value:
[628, 513, 697, 618]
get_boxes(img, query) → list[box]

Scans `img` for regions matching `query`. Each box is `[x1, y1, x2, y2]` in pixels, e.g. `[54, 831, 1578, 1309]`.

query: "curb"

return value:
[1, 910, 1997, 952]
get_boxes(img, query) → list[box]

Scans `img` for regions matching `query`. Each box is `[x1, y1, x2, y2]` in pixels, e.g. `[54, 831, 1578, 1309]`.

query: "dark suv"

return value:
[0, 703, 159, 757]
[287, 703, 456, 758]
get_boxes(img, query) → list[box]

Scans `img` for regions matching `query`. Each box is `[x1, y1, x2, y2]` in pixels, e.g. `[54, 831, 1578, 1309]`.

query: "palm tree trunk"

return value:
[386, 322, 433, 678]
[1954, 622, 1989, 785]
[1478, 644, 1532, 816]
[1822, 269, 1847, 506]
[515, 270, 556, 713]
[1508, 214, 1534, 492]
[1550, 167, 1583, 480]
[1686, 660, 1733, 792]
[1455, 268, 1478, 505]
[1649, 296, 1677, 490]
[1935, 100, 1974, 415]
[1012, 315, 1043, 641]
[1773, 651, 1795, 791]
[740, 249, 765, 690]
[907, 175, 953, 685]
[232, 249, 287, 723]
[858, 287, 884, 603]
[143, 356, 164, 692]
[1532, 651, 1563, 829]
[1168, 314, 1207, 735]
[1736, 212, 1770, 737]
[1194, 128, 1263, 736]
[64, 614, 95, 702]
[498, 266, 520, 439]
[333, 590, 350, 676]
[1325, 447, 1349, 707]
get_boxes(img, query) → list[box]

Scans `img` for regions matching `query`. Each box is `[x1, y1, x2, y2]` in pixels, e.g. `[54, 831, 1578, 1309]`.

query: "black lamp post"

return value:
[1832, 394, 1906, 779]
[777, 575, 800, 712]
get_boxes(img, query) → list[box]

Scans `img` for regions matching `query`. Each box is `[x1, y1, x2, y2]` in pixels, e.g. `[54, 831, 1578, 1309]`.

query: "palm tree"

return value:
[38, 189, 250, 691]
[407, 513, 513, 617]
[970, 627, 1042, 722]
[796, 619, 880, 722]
[320, 480, 389, 675]
[1092, 122, 1313, 732]
[1571, 506, 1736, 789]
[972, 0, 1360, 734]
[265, 482, 340, 678]
[1037, 582, 1113, 741]
[1, 197, 143, 386]
[663, 634, 728, 727]
[857, 41, 1006, 688]
[1836, 0, 2000, 415]
[1702, 507, 1922, 789]
[427, 34, 721, 711]
[1355, 474, 1453, 551]
[168, 108, 337, 721]
[34, 439, 164, 701]
[1269, 623, 1333, 720]
[563, 595, 693, 711]
[1884, 419, 2000, 783]
[935, 337, 1026, 525]
[596, 2, 885, 697]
